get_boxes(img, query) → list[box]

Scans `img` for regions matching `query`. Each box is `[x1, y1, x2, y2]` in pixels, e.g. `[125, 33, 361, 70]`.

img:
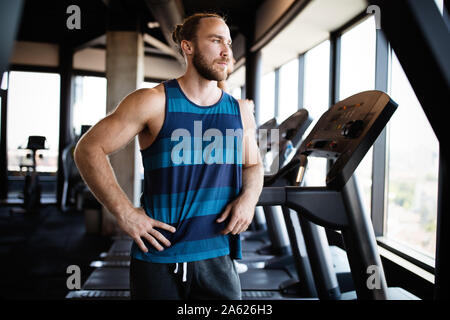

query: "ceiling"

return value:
[15, 0, 371, 88]
[15, 0, 266, 58]
[227, 0, 368, 88]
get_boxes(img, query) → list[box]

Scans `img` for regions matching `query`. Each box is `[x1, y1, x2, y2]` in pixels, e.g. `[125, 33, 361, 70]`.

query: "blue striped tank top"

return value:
[131, 79, 243, 263]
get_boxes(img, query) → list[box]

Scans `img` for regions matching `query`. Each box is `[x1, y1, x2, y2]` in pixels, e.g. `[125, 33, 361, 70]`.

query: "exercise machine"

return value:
[258, 90, 417, 299]
[11, 136, 47, 215]
[242, 109, 312, 263]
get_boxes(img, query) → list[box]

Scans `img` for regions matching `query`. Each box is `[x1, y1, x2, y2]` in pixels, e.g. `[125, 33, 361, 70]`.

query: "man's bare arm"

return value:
[217, 99, 264, 235]
[74, 86, 175, 252]
[240, 99, 263, 207]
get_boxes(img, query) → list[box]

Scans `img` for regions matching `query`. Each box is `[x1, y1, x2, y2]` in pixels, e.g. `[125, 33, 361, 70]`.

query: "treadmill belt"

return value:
[82, 267, 129, 290]
[239, 269, 293, 291]
[90, 260, 131, 268]
[66, 290, 130, 300]
[241, 239, 269, 252]
[108, 239, 133, 254]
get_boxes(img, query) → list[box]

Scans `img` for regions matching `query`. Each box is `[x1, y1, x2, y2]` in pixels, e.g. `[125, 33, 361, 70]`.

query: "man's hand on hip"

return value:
[117, 208, 176, 252]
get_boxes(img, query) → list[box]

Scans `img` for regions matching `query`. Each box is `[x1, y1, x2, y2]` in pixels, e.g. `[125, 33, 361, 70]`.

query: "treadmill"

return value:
[65, 237, 132, 300]
[241, 109, 312, 266]
[256, 90, 418, 299]
[241, 111, 352, 295]
[240, 109, 325, 299]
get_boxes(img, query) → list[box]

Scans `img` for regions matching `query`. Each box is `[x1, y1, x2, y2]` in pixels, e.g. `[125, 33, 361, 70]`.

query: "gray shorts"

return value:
[130, 255, 242, 300]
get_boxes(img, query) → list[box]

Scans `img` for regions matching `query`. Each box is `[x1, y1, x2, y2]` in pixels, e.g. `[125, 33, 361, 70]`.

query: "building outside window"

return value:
[386, 52, 439, 259]
[7, 71, 60, 173]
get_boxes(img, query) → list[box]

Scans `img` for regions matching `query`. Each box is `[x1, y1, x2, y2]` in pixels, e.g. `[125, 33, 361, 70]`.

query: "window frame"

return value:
[329, 13, 437, 273]
[6, 67, 62, 175]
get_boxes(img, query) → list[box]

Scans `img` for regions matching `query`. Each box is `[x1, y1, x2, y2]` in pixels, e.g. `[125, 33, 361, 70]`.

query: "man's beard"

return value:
[192, 48, 227, 81]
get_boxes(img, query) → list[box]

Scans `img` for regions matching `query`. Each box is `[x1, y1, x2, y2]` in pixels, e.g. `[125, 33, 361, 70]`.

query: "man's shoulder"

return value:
[134, 83, 166, 104]
[113, 83, 166, 122]
[128, 83, 166, 114]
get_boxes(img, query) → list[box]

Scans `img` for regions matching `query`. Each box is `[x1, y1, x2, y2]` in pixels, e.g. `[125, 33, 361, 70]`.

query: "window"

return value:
[1, 72, 7, 90]
[72, 75, 107, 137]
[7, 71, 60, 173]
[303, 40, 330, 186]
[386, 52, 439, 258]
[259, 71, 275, 125]
[140, 81, 159, 89]
[434, 0, 444, 14]
[231, 86, 242, 100]
[339, 17, 376, 100]
[339, 16, 376, 212]
[278, 58, 299, 121]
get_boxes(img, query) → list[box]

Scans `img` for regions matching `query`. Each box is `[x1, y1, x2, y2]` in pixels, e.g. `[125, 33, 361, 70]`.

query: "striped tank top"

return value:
[131, 79, 243, 263]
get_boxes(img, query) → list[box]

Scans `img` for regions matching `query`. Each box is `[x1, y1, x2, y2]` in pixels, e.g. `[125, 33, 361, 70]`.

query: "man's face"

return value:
[190, 17, 232, 81]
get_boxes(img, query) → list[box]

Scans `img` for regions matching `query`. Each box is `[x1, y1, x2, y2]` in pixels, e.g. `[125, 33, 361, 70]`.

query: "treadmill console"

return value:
[266, 109, 312, 174]
[298, 90, 397, 189]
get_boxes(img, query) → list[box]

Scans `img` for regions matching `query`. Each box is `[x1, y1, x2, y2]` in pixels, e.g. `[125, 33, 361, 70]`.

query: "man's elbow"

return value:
[73, 141, 85, 168]
[73, 139, 95, 167]
[244, 160, 264, 176]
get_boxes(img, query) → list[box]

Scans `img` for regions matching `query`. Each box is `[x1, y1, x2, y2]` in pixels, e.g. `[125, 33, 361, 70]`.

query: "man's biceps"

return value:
[89, 118, 140, 155]
[101, 132, 138, 155]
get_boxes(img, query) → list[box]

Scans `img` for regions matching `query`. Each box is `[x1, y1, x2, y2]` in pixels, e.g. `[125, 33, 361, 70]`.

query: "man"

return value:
[74, 13, 264, 300]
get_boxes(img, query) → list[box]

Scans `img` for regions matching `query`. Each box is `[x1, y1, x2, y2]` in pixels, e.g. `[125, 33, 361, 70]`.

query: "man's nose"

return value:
[221, 44, 231, 57]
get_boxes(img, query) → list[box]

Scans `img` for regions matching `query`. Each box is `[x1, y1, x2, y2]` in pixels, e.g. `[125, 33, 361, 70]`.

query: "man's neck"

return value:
[177, 69, 222, 106]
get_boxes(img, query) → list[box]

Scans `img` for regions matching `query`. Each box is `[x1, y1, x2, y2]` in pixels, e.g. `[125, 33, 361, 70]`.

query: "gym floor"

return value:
[0, 204, 112, 299]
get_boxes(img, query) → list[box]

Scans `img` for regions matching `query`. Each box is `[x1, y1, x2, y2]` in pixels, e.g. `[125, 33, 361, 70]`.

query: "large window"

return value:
[303, 40, 330, 186]
[140, 81, 159, 89]
[1, 72, 7, 90]
[7, 71, 60, 173]
[339, 16, 376, 213]
[72, 75, 107, 137]
[278, 58, 299, 121]
[259, 71, 275, 125]
[386, 52, 439, 258]
[231, 86, 242, 100]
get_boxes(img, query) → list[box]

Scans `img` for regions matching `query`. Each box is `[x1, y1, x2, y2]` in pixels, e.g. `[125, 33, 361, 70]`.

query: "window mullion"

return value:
[371, 29, 390, 237]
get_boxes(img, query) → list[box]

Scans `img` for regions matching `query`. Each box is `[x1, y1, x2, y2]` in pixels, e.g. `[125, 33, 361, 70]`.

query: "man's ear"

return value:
[181, 40, 194, 56]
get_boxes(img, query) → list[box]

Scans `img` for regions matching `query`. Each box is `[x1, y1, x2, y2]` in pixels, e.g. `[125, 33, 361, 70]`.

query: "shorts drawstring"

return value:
[174, 262, 187, 282]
